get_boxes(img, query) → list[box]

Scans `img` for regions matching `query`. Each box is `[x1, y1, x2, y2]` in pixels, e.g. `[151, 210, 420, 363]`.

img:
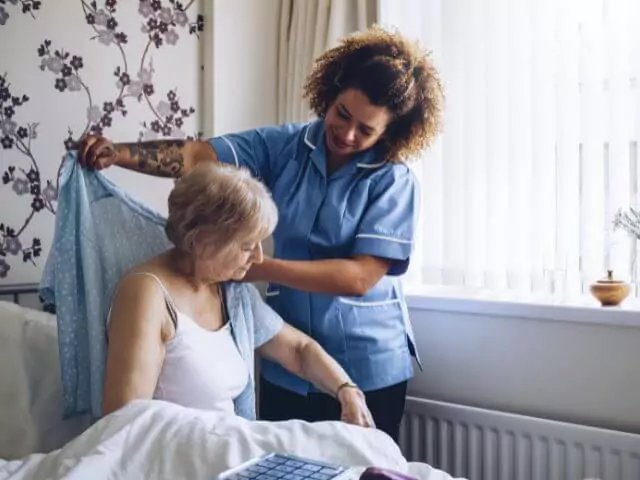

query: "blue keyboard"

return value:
[215, 453, 348, 480]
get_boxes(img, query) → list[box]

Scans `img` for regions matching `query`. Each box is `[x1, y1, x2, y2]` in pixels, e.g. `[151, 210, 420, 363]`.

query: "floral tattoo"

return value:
[126, 140, 186, 177]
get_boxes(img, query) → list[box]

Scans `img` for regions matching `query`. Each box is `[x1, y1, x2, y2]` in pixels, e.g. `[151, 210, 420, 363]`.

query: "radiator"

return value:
[400, 397, 640, 480]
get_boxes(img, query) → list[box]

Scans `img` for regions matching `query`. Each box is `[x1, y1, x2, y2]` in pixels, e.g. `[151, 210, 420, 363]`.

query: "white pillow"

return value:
[0, 301, 90, 459]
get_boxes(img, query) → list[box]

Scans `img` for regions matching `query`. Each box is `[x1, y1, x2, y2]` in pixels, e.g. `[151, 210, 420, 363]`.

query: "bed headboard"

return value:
[0, 283, 43, 310]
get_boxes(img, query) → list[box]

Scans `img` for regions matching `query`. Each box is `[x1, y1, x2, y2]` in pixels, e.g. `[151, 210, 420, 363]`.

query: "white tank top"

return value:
[131, 273, 249, 414]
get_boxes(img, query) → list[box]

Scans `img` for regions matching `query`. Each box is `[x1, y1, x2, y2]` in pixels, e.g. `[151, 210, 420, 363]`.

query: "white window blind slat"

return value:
[530, 0, 557, 293]
[463, 0, 487, 288]
[440, 0, 467, 286]
[606, 0, 633, 278]
[483, 0, 510, 291]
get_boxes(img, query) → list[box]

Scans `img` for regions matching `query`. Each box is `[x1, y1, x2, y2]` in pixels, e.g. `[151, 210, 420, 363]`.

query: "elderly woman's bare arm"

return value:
[102, 275, 168, 416]
[78, 134, 218, 178]
[257, 324, 375, 428]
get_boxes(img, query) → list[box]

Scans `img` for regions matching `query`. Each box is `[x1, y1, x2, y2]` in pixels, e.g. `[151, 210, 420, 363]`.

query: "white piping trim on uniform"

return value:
[220, 136, 239, 167]
[265, 290, 280, 297]
[355, 233, 412, 244]
[338, 298, 401, 307]
[357, 160, 386, 169]
[304, 125, 316, 149]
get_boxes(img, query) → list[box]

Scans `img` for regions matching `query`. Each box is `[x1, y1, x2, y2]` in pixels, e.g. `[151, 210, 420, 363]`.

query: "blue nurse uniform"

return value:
[209, 119, 421, 394]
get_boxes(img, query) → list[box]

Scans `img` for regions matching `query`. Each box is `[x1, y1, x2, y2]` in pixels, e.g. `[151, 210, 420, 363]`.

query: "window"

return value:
[381, 0, 640, 296]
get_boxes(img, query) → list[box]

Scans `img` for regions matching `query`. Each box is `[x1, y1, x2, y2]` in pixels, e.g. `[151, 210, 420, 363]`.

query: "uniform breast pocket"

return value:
[265, 284, 280, 299]
[265, 284, 283, 316]
[265, 285, 305, 333]
[337, 296, 407, 355]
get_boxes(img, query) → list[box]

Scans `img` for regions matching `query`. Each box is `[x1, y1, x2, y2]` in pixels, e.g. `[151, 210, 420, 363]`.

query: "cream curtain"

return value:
[276, 0, 377, 123]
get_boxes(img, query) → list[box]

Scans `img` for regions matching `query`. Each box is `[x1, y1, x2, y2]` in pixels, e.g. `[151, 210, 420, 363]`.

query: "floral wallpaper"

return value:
[0, 0, 204, 284]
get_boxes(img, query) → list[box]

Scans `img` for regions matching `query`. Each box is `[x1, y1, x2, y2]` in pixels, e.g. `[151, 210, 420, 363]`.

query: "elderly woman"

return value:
[102, 162, 374, 429]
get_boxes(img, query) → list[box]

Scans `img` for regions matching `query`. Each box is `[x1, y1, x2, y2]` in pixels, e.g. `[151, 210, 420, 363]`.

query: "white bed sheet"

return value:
[0, 400, 462, 480]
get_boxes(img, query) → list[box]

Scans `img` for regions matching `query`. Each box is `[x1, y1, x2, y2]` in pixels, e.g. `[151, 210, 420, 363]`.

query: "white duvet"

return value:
[0, 400, 458, 480]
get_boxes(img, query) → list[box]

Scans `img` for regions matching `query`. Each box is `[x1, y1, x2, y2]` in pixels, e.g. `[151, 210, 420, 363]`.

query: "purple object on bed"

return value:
[360, 467, 419, 480]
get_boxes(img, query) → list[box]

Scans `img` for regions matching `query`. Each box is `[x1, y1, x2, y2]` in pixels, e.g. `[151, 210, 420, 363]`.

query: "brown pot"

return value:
[589, 270, 631, 307]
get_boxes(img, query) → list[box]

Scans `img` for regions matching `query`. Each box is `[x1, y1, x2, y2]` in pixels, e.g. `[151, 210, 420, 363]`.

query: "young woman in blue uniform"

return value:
[78, 26, 443, 442]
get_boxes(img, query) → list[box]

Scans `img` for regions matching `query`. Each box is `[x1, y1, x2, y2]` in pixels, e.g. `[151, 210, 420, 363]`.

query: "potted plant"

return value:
[588, 206, 640, 306]
[614, 206, 640, 240]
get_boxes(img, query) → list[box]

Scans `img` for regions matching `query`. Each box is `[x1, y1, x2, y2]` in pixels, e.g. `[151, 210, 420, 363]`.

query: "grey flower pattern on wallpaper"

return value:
[0, 0, 204, 280]
[0, 0, 43, 25]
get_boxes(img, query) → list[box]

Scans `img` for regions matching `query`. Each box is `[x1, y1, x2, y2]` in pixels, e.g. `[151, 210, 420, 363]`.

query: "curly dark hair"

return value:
[303, 25, 444, 163]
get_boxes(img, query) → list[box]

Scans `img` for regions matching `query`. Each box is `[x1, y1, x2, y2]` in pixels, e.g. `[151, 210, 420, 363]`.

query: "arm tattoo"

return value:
[123, 140, 187, 177]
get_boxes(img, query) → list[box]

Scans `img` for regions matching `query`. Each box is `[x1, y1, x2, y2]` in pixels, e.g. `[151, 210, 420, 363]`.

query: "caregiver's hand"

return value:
[78, 134, 119, 170]
[338, 387, 375, 429]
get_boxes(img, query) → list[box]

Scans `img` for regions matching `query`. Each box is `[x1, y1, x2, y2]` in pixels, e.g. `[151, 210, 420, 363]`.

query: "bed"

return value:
[0, 284, 462, 480]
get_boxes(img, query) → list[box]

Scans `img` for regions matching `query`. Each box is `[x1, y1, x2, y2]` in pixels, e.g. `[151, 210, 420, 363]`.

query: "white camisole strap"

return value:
[132, 272, 179, 328]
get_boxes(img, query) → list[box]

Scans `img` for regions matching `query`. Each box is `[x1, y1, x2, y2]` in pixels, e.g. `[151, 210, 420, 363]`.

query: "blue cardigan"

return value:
[40, 153, 283, 421]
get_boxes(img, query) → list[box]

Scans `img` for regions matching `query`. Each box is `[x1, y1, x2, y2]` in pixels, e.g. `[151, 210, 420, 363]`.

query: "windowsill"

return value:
[405, 285, 640, 328]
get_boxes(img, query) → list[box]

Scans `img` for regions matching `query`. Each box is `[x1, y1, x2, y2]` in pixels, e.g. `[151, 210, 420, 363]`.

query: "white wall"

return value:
[203, 0, 280, 137]
[406, 296, 640, 434]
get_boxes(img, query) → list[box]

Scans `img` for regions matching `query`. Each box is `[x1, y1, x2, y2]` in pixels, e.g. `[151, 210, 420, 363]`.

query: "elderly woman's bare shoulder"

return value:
[108, 269, 174, 338]
[112, 262, 172, 310]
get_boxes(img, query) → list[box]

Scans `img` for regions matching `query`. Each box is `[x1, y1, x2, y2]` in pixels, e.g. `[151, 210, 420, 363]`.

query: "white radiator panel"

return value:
[400, 397, 640, 480]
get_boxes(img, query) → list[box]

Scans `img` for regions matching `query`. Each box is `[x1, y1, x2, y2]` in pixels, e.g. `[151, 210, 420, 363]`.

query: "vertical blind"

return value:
[381, 0, 640, 296]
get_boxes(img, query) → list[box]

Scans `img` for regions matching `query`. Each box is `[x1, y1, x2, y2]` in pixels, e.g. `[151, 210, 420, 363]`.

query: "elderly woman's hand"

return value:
[337, 386, 375, 429]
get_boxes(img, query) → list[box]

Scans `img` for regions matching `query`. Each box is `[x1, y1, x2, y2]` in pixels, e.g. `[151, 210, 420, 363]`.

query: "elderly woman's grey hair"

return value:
[165, 162, 278, 255]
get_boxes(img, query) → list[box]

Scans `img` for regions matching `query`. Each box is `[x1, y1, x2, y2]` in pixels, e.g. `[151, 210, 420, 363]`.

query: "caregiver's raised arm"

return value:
[78, 134, 219, 178]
